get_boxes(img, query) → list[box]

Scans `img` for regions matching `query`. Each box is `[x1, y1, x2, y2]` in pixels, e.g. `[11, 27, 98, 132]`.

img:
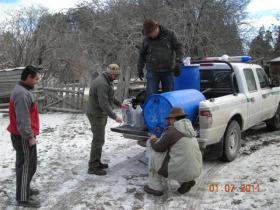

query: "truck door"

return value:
[256, 68, 276, 120]
[243, 68, 263, 127]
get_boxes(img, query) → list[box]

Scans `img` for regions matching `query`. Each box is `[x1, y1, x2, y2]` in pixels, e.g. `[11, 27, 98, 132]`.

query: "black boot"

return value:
[88, 168, 107, 176]
[144, 185, 163, 196]
[98, 162, 109, 169]
[177, 180, 196, 194]
[29, 188, 40, 196]
[17, 198, 41, 208]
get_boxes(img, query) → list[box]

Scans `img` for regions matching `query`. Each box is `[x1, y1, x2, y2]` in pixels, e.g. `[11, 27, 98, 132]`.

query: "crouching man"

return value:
[144, 108, 202, 196]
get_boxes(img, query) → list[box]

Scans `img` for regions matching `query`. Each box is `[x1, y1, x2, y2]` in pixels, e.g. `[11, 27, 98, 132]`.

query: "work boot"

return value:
[177, 180, 196, 194]
[144, 185, 163, 196]
[98, 162, 109, 169]
[29, 188, 40, 196]
[88, 168, 107, 176]
[17, 198, 41, 208]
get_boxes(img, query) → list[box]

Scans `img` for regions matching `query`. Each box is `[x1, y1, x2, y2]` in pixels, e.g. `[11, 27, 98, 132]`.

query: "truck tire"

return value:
[222, 120, 241, 162]
[266, 105, 280, 131]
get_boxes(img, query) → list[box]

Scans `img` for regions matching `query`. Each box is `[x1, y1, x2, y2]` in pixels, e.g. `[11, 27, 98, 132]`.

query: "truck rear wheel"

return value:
[266, 105, 280, 131]
[222, 120, 241, 162]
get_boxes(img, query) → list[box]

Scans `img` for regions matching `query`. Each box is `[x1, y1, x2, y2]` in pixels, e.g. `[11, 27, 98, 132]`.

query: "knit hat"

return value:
[106, 64, 120, 75]
[166, 107, 186, 119]
[143, 19, 159, 35]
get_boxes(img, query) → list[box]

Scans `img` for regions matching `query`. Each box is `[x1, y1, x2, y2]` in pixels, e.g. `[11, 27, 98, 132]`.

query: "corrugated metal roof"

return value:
[0, 67, 25, 72]
[269, 57, 280, 63]
[0, 67, 23, 98]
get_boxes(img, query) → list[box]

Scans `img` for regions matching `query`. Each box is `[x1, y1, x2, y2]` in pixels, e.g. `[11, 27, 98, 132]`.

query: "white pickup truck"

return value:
[112, 60, 280, 162]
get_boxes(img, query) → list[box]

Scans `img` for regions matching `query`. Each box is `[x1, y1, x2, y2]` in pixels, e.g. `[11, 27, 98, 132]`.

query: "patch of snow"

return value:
[0, 112, 279, 209]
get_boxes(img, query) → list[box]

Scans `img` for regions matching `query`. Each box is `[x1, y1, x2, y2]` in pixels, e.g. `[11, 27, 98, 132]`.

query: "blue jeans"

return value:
[146, 70, 174, 96]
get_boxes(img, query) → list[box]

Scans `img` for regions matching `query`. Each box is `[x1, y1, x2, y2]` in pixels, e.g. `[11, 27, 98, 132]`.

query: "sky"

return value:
[0, 0, 279, 29]
[246, 0, 280, 28]
[0, 0, 82, 18]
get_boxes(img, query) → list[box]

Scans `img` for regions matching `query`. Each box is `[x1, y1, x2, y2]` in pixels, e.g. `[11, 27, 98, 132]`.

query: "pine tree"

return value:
[249, 27, 274, 63]
[274, 27, 280, 57]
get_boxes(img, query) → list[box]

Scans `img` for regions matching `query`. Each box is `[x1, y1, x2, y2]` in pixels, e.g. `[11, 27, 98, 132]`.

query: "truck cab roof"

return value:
[198, 62, 262, 71]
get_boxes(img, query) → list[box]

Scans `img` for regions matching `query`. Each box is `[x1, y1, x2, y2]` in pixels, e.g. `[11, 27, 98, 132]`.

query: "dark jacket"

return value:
[86, 72, 121, 119]
[151, 126, 184, 152]
[7, 82, 40, 140]
[137, 26, 183, 73]
[151, 126, 184, 177]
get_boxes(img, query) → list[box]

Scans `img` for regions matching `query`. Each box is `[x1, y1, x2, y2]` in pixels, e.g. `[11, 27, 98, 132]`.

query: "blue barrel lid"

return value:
[143, 94, 172, 133]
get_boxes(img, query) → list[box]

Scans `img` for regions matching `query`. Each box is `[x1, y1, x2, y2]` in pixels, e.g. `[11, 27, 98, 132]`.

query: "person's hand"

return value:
[148, 134, 157, 142]
[115, 116, 123, 123]
[28, 137, 36, 146]
[138, 70, 144, 81]
[121, 104, 129, 109]
[173, 64, 181, 77]
[150, 138, 157, 143]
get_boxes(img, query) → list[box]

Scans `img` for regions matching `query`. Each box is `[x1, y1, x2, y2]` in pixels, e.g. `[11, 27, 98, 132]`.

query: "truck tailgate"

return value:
[111, 125, 149, 137]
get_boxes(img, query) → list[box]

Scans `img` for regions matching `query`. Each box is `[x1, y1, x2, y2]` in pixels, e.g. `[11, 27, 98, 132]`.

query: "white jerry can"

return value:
[122, 103, 145, 128]
[122, 104, 133, 126]
[131, 105, 145, 128]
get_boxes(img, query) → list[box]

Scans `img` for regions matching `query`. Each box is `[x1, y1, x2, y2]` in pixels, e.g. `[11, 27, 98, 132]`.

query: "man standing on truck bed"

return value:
[144, 108, 202, 196]
[137, 19, 184, 96]
[7, 66, 42, 208]
[86, 64, 128, 176]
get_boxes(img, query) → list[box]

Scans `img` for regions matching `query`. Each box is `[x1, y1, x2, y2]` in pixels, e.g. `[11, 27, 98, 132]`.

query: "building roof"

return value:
[269, 57, 280, 63]
[0, 67, 25, 72]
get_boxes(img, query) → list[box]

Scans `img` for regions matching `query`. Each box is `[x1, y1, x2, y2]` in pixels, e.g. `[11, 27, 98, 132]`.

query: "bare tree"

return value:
[0, 0, 256, 100]
[0, 6, 47, 68]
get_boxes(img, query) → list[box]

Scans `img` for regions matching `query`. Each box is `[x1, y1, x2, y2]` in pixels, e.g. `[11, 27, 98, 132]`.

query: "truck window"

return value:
[200, 69, 232, 89]
[244, 68, 257, 92]
[256, 68, 270, 89]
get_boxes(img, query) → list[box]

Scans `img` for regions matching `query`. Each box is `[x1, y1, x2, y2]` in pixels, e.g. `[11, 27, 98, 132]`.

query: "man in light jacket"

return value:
[144, 108, 202, 196]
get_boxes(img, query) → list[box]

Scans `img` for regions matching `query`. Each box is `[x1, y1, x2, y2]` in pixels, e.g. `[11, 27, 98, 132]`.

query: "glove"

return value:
[173, 64, 181, 77]
[138, 70, 144, 80]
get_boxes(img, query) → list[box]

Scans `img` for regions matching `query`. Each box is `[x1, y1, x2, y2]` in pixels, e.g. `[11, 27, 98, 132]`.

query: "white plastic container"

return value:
[122, 103, 145, 128]
[131, 105, 145, 128]
[122, 105, 133, 126]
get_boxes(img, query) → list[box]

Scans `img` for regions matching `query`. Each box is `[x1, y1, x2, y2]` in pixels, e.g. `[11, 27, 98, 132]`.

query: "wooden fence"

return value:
[0, 67, 86, 113]
[41, 82, 85, 113]
[0, 74, 145, 113]
[0, 82, 85, 114]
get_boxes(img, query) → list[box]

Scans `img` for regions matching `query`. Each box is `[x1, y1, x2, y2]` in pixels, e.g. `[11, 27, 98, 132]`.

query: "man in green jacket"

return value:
[86, 64, 126, 175]
[144, 108, 202, 196]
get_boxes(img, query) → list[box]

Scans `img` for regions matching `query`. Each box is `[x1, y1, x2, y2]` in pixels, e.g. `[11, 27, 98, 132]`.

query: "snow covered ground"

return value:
[0, 112, 279, 210]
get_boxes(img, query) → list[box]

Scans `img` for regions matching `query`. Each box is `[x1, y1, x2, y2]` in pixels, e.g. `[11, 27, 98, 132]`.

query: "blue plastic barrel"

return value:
[174, 65, 200, 91]
[143, 89, 205, 136]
